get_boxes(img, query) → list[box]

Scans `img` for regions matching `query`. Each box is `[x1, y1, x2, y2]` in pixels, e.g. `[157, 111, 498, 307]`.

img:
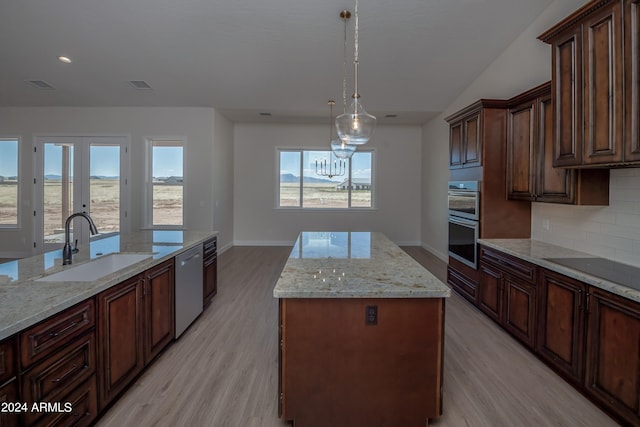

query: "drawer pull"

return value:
[49, 321, 78, 338]
[51, 364, 78, 383]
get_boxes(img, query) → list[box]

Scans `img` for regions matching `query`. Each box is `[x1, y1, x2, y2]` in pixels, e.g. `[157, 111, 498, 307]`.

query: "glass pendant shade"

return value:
[331, 139, 356, 159]
[335, 97, 376, 145]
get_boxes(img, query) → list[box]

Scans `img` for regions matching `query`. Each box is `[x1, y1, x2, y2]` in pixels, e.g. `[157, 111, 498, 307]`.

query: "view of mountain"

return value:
[280, 173, 336, 184]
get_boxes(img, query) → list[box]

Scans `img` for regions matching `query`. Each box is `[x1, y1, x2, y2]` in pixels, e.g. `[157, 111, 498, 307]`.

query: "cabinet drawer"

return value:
[33, 375, 98, 427]
[20, 299, 95, 369]
[447, 266, 478, 304]
[22, 333, 95, 425]
[203, 237, 217, 257]
[480, 247, 536, 284]
[0, 336, 16, 385]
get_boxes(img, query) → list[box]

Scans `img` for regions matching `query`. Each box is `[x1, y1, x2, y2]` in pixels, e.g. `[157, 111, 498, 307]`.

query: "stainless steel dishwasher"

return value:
[175, 245, 203, 338]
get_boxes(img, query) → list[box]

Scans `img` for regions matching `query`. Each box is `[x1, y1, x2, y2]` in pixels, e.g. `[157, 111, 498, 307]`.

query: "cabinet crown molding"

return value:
[444, 99, 508, 123]
[538, 0, 612, 42]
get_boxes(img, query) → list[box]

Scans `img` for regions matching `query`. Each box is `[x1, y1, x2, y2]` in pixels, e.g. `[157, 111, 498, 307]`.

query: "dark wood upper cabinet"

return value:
[540, 0, 640, 167]
[446, 103, 484, 169]
[507, 82, 609, 205]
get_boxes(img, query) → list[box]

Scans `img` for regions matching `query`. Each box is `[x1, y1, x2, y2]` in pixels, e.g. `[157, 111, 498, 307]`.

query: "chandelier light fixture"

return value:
[335, 0, 376, 145]
[316, 101, 348, 179]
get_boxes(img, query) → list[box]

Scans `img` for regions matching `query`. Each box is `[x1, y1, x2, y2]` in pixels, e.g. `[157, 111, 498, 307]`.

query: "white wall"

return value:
[0, 107, 231, 257]
[212, 111, 234, 252]
[420, 0, 587, 259]
[233, 123, 422, 245]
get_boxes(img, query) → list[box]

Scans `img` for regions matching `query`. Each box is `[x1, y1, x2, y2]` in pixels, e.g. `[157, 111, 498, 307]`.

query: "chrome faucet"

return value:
[62, 212, 99, 265]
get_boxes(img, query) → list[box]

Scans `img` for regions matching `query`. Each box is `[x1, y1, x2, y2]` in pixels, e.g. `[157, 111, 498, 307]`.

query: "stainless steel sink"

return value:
[35, 253, 152, 282]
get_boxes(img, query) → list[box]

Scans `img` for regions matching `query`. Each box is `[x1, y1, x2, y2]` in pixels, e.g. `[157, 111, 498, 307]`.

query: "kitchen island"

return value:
[273, 232, 451, 427]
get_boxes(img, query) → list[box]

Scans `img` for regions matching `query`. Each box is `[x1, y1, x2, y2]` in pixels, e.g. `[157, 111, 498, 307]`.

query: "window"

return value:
[149, 139, 184, 227]
[0, 138, 19, 227]
[278, 149, 373, 209]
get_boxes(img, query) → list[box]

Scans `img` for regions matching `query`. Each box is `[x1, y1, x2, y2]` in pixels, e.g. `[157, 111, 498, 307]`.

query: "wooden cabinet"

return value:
[585, 287, 640, 426]
[448, 107, 481, 169]
[97, 258, 175, 409]
[203, 237, 218, 307]
[144, 259, 175, 363]
[537, 269, 586, 383]
[97, 276, 144, 409]
[539, 0, 639, 167]
[18, 299, 98, 427]
[478, 247, 537, 348]
[506, 82, 609, 205]
[0, 336, 18, 427]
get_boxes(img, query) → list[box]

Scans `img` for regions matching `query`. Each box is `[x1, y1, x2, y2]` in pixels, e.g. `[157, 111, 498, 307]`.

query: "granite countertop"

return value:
[0, 230, 217, 341]
[478, 238, 640, 303]
[274, 232, 451, 299]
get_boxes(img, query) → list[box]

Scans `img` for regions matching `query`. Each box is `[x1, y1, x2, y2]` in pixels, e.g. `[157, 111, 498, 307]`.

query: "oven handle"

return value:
[448, 216, 478, 227]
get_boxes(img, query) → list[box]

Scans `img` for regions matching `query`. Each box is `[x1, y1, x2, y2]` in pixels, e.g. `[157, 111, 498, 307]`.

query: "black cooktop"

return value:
[545, 257, 640, 291]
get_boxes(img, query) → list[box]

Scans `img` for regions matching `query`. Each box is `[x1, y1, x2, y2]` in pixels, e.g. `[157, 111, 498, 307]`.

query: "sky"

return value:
[0, 140, 18, 177]
[280, 150, 372, 182]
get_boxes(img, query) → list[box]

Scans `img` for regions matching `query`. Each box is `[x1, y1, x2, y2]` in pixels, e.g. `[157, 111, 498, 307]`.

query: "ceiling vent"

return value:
[128, 80, 153, 90]
[26, 80, 56, 90]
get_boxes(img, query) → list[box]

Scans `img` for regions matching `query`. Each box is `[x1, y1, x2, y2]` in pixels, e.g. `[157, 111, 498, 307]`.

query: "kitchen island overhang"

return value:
[274, 232, 450, 427]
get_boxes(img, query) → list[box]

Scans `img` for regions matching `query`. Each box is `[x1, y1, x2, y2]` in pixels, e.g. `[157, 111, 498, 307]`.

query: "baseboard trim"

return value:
[420, 242, 448, 263]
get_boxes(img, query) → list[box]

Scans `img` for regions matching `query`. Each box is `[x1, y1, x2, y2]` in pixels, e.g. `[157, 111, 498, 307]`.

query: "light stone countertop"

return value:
[273, 232, 451, 299]
[479, 238, 640, 303]
[0, 230, 217, 341]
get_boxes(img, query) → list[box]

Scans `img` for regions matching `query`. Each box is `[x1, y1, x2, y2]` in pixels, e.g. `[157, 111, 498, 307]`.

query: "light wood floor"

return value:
[97, 246, 618, 427]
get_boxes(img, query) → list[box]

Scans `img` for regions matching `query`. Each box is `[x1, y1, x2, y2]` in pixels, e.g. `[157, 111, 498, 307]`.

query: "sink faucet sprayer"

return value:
[62, 212, 99, 265]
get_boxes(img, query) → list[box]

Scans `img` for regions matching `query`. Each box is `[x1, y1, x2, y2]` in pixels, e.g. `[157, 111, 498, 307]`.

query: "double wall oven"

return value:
[448, 181, 479, 269]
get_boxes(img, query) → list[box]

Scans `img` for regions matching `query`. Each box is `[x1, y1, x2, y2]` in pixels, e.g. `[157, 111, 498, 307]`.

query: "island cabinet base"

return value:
[279, 298, 445, 427]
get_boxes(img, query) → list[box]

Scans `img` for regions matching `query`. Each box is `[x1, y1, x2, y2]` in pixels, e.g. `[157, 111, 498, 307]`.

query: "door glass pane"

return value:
[351, 152, 372, 208]
[303, 151, 348, 208]
[152, 144, 183, 226]
[279, 151, 300, 207]
[90, 145, 120, 234]
[0, 139, 19, 226]
[43, 143, 74, 243]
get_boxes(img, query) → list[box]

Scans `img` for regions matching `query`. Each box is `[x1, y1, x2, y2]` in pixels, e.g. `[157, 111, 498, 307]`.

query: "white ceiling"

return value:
[0, 0, 554, 124]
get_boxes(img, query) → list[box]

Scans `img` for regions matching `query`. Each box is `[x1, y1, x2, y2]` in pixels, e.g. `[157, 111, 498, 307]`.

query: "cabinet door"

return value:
[503, 277, 537, 349]
[625, 0, 640, 162]
[586, 287, 640, 425]
[552, 27, 583, 167]
[463, 113, 481, 166]
[97, 276, 144, 410]
[0, 380, 18, 427]
[507, 100, 536, 200]
[583, 1, 624, 165]
[0, 337, 16, 386]
[478, 262, 503, 323]
[449, 121, 463, 169]
[535, 93, 576, 203]
[144, 259, 174, 363]
[537, 270, 586, 383]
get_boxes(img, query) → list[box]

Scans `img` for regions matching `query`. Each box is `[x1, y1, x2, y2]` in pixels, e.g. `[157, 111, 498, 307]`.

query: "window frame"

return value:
[0, 137, 20, 229]
[276, 147, 376, 211]
[145, 137, 186, 229]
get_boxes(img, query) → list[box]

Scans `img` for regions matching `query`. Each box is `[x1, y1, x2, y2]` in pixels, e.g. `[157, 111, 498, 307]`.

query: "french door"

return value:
[34, 136, 129, 253]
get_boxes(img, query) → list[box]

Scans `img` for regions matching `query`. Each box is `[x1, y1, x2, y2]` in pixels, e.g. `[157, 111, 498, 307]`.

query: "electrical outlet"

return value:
[365, 305, 377, 325]
[542, 219, 550, 231]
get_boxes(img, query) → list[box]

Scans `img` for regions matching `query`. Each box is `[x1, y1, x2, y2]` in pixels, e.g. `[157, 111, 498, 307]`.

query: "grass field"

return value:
[0, 180, 183, 236]
[280, 182, 371, 208]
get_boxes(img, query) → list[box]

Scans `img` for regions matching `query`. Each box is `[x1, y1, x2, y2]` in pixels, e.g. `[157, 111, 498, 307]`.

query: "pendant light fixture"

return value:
[332, 10, 357, 159]
[335, 0, 376, 145]
[317, 100, 349, 178]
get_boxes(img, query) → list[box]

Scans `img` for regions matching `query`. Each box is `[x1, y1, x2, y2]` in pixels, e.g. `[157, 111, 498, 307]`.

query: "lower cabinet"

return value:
[478, 249, 537, 349]
[97, 276, 144, 410]
[585, 287, 640, 426]
[97, 258, 175, 410]
[536, 269, 586, 383]
[472, 245, 640, 426]
[0, 380, 19, 427]
[0, 336, 18, 427]
[203, 237, 218, 307]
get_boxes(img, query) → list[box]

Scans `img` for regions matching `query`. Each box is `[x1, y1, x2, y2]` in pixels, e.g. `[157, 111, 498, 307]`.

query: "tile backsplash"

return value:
[531, 168, 640, 267]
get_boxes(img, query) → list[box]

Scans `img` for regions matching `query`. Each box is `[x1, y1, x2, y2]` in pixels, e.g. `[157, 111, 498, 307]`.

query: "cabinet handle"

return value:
[49, 321, 78, 338]
[51, 364, 78, 383]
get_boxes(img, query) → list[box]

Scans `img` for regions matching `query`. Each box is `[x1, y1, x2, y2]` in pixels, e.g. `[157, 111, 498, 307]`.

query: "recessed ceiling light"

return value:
[259, 112, 272, 117]
[58, 56, 72, 64]
[385, 114, 398, 118]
